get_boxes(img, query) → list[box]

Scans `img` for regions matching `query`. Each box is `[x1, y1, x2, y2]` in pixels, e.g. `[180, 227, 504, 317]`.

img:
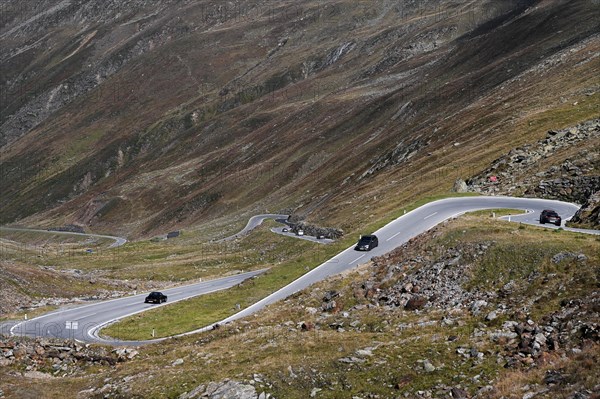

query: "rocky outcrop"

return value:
[0, 338, 136, 375]
[568, 191, 600, 228]
[452, 178, 468, 193]
[525, 176, 599, 204]
[178, 379, 271, 399]
[368, 242, 496, 311]
[491, 291, 600, 370]
[287, 219, 344, 240]
[468, 119, 600, 204]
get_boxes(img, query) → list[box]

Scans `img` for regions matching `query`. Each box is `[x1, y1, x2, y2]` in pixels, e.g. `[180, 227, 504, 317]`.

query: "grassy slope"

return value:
[1, 0, 598, 240]
[3, 212, 597, 398]
[104, 216, 600, 398]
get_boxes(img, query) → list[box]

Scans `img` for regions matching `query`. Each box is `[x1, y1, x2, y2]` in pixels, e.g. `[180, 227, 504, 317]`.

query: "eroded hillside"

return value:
[1, 0, 599, 237]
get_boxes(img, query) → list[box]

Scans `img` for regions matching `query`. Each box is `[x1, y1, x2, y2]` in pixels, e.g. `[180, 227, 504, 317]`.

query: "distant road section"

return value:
[0, 227, 127, 248]
[219, 214, 289, 241]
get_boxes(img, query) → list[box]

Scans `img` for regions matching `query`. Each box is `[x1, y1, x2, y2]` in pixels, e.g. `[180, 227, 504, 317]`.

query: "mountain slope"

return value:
[1, 0, 599, 237]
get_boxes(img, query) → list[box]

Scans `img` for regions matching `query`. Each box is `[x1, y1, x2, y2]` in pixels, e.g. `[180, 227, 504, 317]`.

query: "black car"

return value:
[145, 292, 167, 304]
[355, 235, 379, 251]
[539, 210, 562, 226]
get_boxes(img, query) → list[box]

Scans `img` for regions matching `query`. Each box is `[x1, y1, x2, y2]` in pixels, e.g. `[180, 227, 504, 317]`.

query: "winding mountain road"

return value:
[219, 214, 289, 241]
[180, 196, 597, 337]
[3, 196, 598, 345]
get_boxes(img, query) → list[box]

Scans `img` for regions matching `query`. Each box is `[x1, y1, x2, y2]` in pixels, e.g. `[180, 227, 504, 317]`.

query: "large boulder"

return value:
[569, 191, 600, 228]
[179, 380, 259, 399]
[289, 220, 344, 239]
[452, 178, 468, 193]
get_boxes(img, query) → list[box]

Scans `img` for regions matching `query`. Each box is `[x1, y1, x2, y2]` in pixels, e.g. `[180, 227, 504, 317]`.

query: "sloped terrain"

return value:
[1, 0, 599, 238]
[569, 191, 600, 228]
[468, 119, 599, 202]
[2, 214, 598, 398]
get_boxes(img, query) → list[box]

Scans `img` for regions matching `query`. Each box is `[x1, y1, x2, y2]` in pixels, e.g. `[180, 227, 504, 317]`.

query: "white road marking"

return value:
[424, 212, 438, 220]
[386, 231, 402, 241]
[76, 312, 98, 320]
[349, 254, 365, 264]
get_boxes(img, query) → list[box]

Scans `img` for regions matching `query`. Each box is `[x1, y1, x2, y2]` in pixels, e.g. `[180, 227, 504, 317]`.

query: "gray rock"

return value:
[338, 357, 365, 364]
[486, 311, 498, 321]
[534, 333, 547, 345]
[172, 358, 184, 366]
[322, 301, 337, 312]
[471, 300, 488, 315]
[452, 179, 469, 193]
[355, 348, 374, 357]
[470, 348, 479, 358]
[305, 307, 318, 314]
[287, 365, 297, 379]
[490, 331, 519, 341]
[450, 387, 468, 399]
[179, 385, 206, 399]
[569, 190, 600, 228]
[552, 252, 584, 263]
[423, 360, 435, 372]
[323, 291, 339, 302]
[205, 380, 258, 399]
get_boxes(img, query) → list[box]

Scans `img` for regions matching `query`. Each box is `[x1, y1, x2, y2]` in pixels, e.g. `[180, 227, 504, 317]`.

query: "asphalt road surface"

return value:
[4, 196, 598, 345]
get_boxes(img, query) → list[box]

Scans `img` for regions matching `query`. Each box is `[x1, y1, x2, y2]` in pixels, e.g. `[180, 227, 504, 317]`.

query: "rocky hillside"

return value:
[2, 212, 597, 398]
[569, 191, 600, 229]
[468, 119, 599, 203]
[2, 0, 599, 237]
[464, 118, 600, 228]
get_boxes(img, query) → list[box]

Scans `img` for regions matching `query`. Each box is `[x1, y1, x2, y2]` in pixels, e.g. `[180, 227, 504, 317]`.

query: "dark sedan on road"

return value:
[539, 210, 562, 226]
[354, 235, 379, 251]
[144, 292, 167, 304]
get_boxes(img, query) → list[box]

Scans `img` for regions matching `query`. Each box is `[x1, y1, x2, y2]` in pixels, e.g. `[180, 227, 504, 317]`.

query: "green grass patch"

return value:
[0, 306, 60, 323]
[467, 208, 526, 218]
